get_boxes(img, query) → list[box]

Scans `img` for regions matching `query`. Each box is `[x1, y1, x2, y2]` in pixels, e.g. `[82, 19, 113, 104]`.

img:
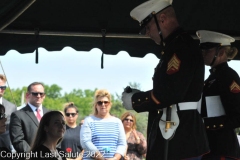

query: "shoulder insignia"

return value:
[230, 80, 240, 93]
[166, 53, 181, 75]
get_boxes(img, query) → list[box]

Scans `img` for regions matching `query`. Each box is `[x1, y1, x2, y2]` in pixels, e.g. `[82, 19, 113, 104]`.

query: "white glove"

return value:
[121, 88, 140, 110]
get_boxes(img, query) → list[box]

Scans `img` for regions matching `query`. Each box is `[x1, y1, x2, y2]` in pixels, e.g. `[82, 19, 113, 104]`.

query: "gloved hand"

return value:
[121, 86, 140, 110]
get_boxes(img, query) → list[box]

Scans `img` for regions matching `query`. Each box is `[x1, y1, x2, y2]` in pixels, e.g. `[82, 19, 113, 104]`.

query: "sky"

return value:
[0, 47, 159, 96]
[0, 47, 240, 98]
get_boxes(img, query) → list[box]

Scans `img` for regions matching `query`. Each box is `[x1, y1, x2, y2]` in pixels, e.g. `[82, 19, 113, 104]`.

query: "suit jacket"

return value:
[2, 98, 17, 131]
[0, 98, 17, 152]
[9, 104, 48, 154]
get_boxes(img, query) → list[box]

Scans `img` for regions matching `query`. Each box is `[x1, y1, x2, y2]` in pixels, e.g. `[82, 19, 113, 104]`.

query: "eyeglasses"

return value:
[65, 113, 77, 117]
[31, 92, 45, 97]
[97, 101, 110, 106]
[0, 86, 6, 90]
[124, 118, 134, 122]
[0, 113, 6, 120]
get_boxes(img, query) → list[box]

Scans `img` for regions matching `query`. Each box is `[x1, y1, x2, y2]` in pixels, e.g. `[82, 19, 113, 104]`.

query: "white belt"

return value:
[159, 102, 199, 140]
[174, 102, 199, 111]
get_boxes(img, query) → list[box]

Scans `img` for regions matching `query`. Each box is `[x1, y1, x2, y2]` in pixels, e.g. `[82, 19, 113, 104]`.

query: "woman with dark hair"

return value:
[120, 112, 147, 160]
[61, 102, 83, 160]
[196, 30, 240, 159]
[0, 104, 12, 160]
[30, 111, 66, 160]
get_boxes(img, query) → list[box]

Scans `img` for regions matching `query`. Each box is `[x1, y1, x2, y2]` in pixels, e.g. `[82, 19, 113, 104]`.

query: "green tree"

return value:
[44, 84, 62, 99]
[3, 87, 26, 106]
[110, 94, 126, 118]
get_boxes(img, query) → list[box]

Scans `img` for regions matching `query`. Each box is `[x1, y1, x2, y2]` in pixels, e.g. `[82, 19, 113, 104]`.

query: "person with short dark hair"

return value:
[61, 102, 83, 160]
[196, 30, 240, 160]
[30, 111, 67, 160]
[121, 0, 209, 159]
[9, 82, 48, 159]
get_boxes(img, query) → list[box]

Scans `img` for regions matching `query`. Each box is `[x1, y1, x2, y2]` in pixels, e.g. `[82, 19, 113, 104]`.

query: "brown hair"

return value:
[30, 111, 64, 152]
[93, 89, 112, 115]
[0, 74, 7, 83]
[27, 82, 44, 93]
[224, 46, 238, 60]
[120, 112, 137, 130]
[64, 102, 79, 114]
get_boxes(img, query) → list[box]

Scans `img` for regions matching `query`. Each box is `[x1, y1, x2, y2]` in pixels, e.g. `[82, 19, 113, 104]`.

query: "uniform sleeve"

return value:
[9, 111, 30, 152]
[132, 38, 204, 112]
[205, 69, 240, 130]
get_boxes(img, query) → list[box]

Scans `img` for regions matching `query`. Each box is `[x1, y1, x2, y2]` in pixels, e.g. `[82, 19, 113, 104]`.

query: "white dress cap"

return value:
[196, 30, 235, 46]
[130, 0, 173, 25]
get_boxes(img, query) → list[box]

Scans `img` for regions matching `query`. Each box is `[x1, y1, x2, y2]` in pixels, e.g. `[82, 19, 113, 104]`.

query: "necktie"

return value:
[36, 108, 42, 122]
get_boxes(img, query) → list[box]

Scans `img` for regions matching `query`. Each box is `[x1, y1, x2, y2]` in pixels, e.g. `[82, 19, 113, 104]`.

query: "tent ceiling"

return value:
[0, 0, 240, 60]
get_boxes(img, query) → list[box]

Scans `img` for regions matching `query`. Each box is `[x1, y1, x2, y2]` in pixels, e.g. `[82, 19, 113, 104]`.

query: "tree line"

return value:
[4, 83, 149, 137]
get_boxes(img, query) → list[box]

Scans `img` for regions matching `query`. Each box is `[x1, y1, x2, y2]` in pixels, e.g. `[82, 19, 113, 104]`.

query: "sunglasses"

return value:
[0, 113, 6, 120]
[124, 118, 134, 122]
[0, 86, 7, 90]
[97, 101, 110, 106]
[31, 92, 45, 97]
[65, 113, 77, 117]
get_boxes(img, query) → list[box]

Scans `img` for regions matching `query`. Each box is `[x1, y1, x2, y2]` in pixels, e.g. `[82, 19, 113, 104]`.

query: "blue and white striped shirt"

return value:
[80, 115, 127, 160]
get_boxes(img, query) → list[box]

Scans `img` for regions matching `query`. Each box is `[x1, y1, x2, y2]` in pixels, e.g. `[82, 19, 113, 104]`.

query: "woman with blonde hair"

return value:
[80, 89, 127, 160]
[196, 30, 240, 160]
[120, 112, 147, 160]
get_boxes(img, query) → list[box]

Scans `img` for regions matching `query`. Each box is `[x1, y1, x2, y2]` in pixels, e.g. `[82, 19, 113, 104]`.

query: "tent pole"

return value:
[0, 0, 36, 31]
[1, 29, 240, 40]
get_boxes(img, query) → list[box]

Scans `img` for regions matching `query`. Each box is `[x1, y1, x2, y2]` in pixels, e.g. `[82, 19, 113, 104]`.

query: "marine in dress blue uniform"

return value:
[121, 0, 209, 159]
[197, 30, 240, 160]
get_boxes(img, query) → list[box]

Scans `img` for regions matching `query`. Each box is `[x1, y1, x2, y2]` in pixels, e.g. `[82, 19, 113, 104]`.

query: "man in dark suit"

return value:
[0, 74, 17, 129]
[9, 82, 48, 159]
[0, 74, 17, 152]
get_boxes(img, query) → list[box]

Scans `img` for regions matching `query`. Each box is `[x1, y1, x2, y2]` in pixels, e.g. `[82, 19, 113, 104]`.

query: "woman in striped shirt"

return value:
[80, 89, 127, 160]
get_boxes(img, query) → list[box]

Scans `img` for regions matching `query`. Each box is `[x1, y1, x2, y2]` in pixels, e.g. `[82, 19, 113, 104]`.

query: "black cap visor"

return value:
[139, 13, 154, 35]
